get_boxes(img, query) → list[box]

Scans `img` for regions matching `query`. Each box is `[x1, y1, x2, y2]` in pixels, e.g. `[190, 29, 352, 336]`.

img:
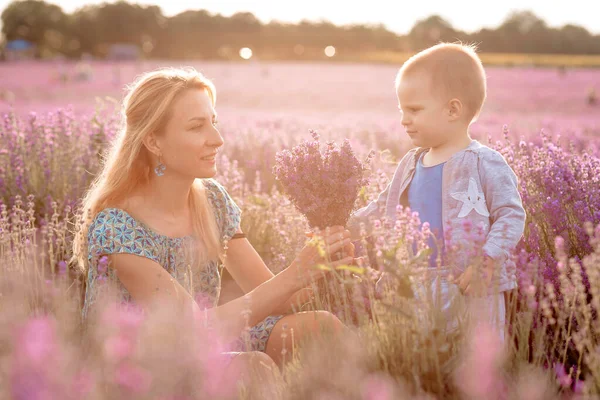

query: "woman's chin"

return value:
[197, 167, 218, 179]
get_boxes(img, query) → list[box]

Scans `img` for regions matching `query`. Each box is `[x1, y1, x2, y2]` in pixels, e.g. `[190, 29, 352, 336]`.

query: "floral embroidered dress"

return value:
[82, 178, 283, 353]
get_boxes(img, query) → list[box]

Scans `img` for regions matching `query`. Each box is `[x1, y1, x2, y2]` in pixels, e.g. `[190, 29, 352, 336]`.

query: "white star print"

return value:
[450, 178, 490, 218]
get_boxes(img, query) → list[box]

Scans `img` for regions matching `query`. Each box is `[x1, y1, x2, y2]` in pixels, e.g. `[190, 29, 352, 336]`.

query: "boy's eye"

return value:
[399, 107, 418, 113]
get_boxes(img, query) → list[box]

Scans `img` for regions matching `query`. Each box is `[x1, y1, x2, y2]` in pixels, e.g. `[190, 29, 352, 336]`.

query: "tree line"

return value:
[1, 0, 599, 60]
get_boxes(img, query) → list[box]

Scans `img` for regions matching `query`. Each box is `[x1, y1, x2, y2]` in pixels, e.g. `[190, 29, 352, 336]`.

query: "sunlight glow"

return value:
[239, 47, 253, 60]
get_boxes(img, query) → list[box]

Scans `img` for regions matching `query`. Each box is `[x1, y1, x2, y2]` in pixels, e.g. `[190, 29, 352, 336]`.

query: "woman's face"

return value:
[157, 88, 224, 179]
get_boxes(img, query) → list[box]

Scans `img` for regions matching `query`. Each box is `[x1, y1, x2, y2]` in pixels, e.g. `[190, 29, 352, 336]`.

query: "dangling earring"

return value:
[154, 155, 166, 176]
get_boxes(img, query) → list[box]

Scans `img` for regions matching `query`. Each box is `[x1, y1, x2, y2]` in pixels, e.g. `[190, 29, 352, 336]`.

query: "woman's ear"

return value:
[448, 98, 463, 121]
[142, 133, 161, 157]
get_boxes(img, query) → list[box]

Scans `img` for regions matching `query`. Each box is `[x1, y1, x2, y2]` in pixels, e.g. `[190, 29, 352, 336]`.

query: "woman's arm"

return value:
[105, 228, 352, 342]
[222, 233, 275, 294]
[223, 228, 353, 314]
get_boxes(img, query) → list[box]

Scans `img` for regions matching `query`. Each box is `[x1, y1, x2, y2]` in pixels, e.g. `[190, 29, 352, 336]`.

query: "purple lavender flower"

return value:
[273, 131, 373, 229]
[113, 363, 152, 394]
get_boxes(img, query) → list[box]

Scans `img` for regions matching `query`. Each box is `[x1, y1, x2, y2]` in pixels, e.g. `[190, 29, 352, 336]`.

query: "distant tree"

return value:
[69, 5, 99, 56]
[497, 11, 551, 53]
[558, 24, 594, 54]
[159, 10, 225, 59]
[220, 11, 263, 53]
[337, 23, 404, 52]
[295, 19, 339, 49]
[1, 0, 70, 57]
[228, 11, 261, 33]
[407, 15, 465, 50]
[1, 0, 598, 60]
[71, 1, 166, 57]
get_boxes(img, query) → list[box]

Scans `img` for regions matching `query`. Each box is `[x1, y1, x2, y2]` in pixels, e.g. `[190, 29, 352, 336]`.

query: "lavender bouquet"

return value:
[273, 130, 373, 230]
[273, 131, 375, 324]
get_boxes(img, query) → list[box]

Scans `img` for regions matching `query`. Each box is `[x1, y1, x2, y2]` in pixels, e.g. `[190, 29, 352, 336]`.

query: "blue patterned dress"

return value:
[82, 179, 284, 353]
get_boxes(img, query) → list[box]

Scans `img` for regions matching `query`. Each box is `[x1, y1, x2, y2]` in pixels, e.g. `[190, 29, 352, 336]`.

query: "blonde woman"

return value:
[72, 67, 354, 375]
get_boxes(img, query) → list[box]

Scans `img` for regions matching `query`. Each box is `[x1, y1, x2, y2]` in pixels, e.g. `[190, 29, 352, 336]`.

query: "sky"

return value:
[0, 0, 598, 35]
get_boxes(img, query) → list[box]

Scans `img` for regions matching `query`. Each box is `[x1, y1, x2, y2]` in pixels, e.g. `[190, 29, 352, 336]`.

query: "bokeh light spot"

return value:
[324, 46, 336, 57]
[239, 47, 253, 60]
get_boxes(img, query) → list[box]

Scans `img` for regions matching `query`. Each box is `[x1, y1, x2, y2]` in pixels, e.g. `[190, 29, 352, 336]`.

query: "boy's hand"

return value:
[453, 256, 495, 296]
[305, 227, 356, 260]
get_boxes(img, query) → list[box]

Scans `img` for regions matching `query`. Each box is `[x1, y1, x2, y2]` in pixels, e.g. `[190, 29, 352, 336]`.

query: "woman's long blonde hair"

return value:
[72, 67, 222, 274]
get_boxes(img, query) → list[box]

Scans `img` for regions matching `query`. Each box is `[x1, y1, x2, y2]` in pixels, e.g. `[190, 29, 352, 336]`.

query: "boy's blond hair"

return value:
[395, 42, 487, 123]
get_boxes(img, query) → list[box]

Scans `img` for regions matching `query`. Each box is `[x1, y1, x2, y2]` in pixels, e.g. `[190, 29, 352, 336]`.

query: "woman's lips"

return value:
[201, 153, 217, 161]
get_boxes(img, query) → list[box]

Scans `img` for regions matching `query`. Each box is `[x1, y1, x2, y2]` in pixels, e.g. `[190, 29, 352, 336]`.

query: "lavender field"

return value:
[1, 61, 600, 399]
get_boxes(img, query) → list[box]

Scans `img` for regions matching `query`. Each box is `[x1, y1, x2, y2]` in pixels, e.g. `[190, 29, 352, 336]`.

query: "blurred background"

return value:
[0, 0, 599, 63]
[0, 0, 598, 131]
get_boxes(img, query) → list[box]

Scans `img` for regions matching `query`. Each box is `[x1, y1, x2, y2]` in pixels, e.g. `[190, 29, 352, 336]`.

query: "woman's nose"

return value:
[209, 126, 225, 148]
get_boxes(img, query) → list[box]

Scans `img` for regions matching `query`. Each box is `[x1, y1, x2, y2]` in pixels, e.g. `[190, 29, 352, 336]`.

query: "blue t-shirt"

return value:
[407, 152, 446, 268]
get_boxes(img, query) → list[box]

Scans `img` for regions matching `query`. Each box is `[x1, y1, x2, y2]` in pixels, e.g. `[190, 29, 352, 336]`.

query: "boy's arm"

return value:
[347, 150, 414, 241]
[479, 150, 526, 265]
[347, 181, 391, 240]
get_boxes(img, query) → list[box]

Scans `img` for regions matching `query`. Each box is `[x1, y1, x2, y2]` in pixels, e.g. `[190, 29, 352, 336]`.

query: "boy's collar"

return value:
[409, 140, 480, 170]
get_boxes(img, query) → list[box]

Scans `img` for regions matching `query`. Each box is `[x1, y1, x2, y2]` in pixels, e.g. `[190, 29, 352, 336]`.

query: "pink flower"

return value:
[97, 255, 109, 274]
[525, 285, 536, 296]
[454, 324, 505, 399]
[104, 334, 134, 362]
[15, 316, 57, 365]
[574, 379, 585, 394]
[194, 292, 214, 310]
[57, 260, 67, 275]
[101, 302, 144, 333]
[114, 363, 152, 394]
[554, 363, 573, 389]
[554, 236, 565, 250]
[158, 396, 193, 400]
[200, 354, 238, 398]
[361, 373, 393, 400]
[71, 370, 94, 397]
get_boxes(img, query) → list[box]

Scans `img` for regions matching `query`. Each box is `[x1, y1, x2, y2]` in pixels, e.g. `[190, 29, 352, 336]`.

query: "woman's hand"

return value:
[287, 226, 354, 288]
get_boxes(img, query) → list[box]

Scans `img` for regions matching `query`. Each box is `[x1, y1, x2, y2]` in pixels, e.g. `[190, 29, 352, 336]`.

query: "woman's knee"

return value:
[310, 310, 345, 332]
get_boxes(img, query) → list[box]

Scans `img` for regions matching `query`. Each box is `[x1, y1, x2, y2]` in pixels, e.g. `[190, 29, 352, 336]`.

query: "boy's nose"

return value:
[399, 110, 410, 126]
[401, 114, 411, 126]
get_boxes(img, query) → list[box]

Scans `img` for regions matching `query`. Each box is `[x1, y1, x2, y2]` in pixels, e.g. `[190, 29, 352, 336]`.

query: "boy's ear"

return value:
[448, 98, 463, 121]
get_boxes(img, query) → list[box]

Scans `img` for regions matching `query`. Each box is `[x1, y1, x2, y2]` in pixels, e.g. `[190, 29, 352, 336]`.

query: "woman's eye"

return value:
[212, 120, 219, 126]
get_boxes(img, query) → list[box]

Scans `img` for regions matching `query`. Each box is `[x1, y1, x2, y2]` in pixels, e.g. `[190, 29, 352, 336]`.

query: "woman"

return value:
[71, 67, 354, 379]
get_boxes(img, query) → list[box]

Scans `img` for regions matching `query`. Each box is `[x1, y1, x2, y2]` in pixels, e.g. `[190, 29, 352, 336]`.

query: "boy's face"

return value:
[396, 72, 452, 148]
